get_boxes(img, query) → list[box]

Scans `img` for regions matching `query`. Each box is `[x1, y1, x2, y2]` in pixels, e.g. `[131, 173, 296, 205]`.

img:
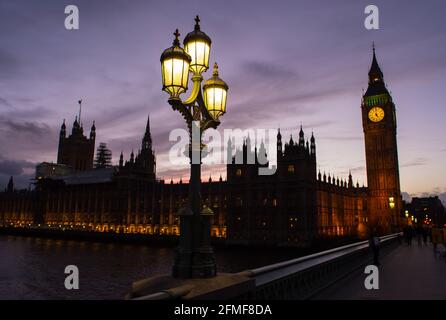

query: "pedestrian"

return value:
[369, 229, 380, 266]
[422, 227, 428, 246]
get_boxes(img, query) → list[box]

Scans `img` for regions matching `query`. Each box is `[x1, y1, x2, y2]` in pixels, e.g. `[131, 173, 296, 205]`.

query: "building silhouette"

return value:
[0, 49, 405, 245]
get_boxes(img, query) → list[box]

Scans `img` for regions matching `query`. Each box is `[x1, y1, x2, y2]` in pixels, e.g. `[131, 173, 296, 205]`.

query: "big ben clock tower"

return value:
[362, 46, 402, 233]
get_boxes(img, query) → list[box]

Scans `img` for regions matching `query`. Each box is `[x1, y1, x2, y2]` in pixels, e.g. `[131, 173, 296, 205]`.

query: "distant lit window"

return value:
[272, 199, 278, 207]
[288, 165, 295, 173]
[236, 169, 242, 177]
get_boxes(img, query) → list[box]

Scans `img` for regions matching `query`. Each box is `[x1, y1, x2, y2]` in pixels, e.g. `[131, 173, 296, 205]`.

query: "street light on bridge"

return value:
[160, 16, 228, 279]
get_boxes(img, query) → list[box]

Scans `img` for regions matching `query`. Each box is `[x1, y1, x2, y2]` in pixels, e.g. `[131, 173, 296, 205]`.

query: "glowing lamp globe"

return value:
[184, 16, 212, 75]
[160, 29, 191, 99]
[203, 62, 228, 120]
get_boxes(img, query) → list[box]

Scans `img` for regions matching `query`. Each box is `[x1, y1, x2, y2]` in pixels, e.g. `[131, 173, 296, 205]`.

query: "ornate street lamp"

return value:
[160, 16, 228, 278]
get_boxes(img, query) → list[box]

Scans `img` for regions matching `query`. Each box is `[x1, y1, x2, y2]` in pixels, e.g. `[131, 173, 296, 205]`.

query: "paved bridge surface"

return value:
[313, 242, 446, 300]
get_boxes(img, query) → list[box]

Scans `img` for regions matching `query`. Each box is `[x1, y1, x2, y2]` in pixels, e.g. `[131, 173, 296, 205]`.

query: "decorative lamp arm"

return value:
[182, 75, 202, 106]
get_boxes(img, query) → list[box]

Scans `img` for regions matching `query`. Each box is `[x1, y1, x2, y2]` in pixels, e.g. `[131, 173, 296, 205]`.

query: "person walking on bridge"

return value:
[369, 229, 381, 266]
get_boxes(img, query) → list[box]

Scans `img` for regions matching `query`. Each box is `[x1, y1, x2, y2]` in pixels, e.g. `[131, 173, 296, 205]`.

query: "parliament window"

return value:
[288, 165, 295, 173]
[236, 169, 242, 177]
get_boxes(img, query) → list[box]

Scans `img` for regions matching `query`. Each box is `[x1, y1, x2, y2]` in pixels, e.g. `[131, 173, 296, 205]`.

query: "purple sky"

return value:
[0, 0, 445, 203]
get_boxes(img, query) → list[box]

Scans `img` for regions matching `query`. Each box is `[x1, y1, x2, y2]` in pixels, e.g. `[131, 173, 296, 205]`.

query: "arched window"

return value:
[288, 165, 295, 173]
[236, 169, 242, 177]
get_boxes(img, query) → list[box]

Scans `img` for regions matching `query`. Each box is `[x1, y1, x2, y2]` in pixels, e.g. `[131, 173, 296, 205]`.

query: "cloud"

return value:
[0, 158, 36, 176]
[0, 97, 11, 107]
[0, 117, 56, 163]
[401, 157, 429, 168]
[0, 117, 51, 137]
[242, 61, 299, 79]
[401, 192, 412, 203]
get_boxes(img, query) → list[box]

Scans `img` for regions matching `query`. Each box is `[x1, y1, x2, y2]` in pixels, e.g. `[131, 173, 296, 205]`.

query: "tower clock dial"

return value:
[368, 106, 385, 122]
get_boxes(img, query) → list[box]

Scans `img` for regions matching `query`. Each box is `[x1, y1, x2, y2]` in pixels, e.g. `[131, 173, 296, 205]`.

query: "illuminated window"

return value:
[288, 165, 295, 173]
[272, 199, 278, 207]
[389, 197, 395, 209]
[236, 169, 242, 177]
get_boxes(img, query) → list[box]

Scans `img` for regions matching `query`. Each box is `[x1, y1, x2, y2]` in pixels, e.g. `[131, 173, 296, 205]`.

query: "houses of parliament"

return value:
[0, 49, 404, 245]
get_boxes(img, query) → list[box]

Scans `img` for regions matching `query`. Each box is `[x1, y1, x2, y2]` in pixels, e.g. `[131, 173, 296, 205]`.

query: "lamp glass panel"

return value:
[162, 57, 189, 96]
[185, 40, 210, 74]
[204, 86, 227, 119]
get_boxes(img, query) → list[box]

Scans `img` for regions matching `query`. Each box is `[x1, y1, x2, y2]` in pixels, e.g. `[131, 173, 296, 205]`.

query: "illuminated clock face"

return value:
[368, 107, 385, 122]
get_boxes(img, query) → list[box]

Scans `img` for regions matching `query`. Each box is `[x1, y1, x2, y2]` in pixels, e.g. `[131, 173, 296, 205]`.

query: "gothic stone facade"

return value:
[0, 50, 402, 245]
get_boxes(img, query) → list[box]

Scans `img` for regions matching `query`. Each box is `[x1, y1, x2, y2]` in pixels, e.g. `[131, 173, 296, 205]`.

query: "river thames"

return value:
[0, 235, 307, 299]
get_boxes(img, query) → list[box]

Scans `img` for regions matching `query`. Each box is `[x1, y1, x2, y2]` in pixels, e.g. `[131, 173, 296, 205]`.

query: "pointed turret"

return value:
[90, 121, 96, 140]
[119, 151, 124, 167]
[142, 115, 152, 150]
[365, 44, 389, 96]
[277, 128, 282, 156]
[310, 132, 316, 156]
[289, 134, 294, 146]
[299, 125, 305, 147]
[226, 138, 233, 164]
[348, 170, 353, 188]
[60, 119, 66, 138]
[368, 44, 383, 83]
[130, 149, 134, 164]
[7, 176, 14, 192]
[72, 116, 79, 134]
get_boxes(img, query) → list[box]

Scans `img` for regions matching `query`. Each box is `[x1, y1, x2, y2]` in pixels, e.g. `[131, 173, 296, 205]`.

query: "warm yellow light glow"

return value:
[185, 40, 210, 74]
[389, 197, 395, 209]
[204, 86, 227, 119]
[162, 57, 190, 98]
[160, 29, 191, 98]
[368, 106, 385, 122]
[203, 63, 228, 120]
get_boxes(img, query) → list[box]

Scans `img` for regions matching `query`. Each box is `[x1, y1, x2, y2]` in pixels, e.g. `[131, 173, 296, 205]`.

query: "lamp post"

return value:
[160, 16, 228, 279]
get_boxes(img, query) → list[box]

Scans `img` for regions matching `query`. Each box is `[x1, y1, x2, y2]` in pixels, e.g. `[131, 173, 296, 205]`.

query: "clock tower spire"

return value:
[362, 45, 402, 233]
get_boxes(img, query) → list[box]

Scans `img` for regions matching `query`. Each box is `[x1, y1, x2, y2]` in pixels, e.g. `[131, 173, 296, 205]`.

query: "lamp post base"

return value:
[173, 246, 217, 279]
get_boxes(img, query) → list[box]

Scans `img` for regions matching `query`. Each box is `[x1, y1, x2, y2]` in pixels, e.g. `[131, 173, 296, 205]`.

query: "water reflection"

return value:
[0, 235, 300, 299]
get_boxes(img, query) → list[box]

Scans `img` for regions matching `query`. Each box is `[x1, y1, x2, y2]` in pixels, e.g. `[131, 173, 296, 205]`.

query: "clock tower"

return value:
[361, 46, 402, 233]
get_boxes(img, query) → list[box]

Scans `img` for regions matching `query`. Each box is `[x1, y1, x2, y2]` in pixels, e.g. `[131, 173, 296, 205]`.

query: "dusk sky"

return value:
[0, 0, 445, 203]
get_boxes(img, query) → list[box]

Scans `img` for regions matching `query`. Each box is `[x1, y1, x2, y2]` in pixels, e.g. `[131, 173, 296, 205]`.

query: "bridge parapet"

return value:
[129, 233, 401, 300]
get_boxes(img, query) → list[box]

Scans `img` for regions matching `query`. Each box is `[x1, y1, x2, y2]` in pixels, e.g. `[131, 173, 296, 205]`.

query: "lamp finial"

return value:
[173, 29, 180, 46]
[213, 62, 219, 76]
[195, 15, 200, 30]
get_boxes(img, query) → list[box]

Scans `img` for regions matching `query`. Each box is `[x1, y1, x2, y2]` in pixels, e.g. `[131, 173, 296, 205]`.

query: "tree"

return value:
[94, 142, 112, 169]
